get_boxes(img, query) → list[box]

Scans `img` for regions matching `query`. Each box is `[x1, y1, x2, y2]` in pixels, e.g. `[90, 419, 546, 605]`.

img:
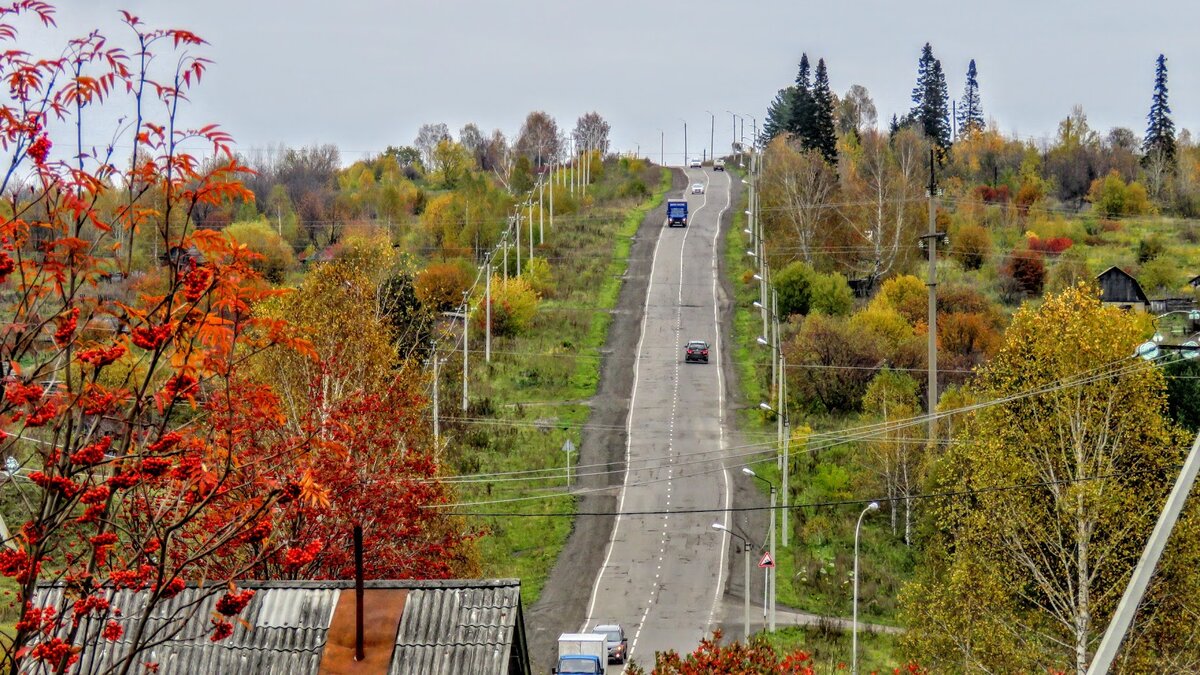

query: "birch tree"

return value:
[903, 284, 1200, 673]
[760, 136, 837, 265]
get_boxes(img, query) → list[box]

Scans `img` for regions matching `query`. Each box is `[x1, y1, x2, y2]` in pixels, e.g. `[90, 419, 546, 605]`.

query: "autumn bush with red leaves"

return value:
[625, 631, 925, 675]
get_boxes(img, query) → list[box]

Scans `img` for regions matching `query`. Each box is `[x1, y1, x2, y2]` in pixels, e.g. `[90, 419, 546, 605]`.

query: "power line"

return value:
[448, 465, 1180, 518]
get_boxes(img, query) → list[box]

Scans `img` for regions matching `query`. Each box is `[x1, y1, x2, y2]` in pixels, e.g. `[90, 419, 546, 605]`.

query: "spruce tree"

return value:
[957, 59, 984, 137]
[909, 43, 952, 151]
[763, 86, 796, 143]
[810, 58, 838, 163]
[1143, 53, 1176, 167]
[786, 53, 815, 142]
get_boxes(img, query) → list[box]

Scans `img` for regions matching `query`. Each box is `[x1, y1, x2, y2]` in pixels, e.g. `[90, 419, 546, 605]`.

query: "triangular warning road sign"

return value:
[758, 551, 775, 568]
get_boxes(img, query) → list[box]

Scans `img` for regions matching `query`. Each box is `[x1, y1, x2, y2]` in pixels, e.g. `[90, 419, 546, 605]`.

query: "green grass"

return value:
[453, 162, 671, 607]
[761, 624, 907, 673]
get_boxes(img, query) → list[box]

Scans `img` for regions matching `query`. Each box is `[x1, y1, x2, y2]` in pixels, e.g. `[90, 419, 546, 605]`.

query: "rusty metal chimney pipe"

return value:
[354, 523, 364, 661]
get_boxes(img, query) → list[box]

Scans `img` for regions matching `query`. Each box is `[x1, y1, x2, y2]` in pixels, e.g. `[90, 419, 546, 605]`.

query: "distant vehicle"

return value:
[689, 157, 702, 168]
[554, 633, 606, 675]
[685, 340, 710, 363]
[666, 198, 688, 227]
[714, 158, 726, 171]
[593, 624, 628, 664]
[691, 182, 705, 194]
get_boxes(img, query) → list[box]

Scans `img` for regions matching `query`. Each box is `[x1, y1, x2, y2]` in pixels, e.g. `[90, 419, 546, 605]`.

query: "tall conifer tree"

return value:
[787, 53, 815, 142]
[910, 43, 951, 152]
[1143, 53, 1176, 167]
[957, 59, 984, 138]
[763, 86, 796, 143]
[810, 58, 838, 163]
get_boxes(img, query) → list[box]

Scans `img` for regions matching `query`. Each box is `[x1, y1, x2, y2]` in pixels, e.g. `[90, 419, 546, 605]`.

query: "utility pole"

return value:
[683, 121, 688, 165]
[502, 226, 509, 282]
[485, 255, 492, 363]
[538, 179, 544, 244]
[707, 110, 715, 166]
[659, 129, 664, 166]
[528, 198, 534, 260]
[549, 168, 554, 230]
[515, 208, 521, 277]
[782, 413, 790, 547]
[461, 291, 469, 413]
[1089, 429, 1200, 674]
[925, 148, 939, 439]
[431, 344, 440, 449]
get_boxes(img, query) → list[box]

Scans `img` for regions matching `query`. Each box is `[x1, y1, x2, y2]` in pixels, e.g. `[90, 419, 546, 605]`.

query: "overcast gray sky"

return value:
[34, 1, 1200, 165]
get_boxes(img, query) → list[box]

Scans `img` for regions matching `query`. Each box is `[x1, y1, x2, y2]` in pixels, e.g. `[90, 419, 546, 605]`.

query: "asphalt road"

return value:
[582, 167, 736, 670]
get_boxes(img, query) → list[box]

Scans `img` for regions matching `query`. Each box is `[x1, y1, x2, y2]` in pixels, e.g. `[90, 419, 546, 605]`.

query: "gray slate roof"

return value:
[35, 579, 529, 675]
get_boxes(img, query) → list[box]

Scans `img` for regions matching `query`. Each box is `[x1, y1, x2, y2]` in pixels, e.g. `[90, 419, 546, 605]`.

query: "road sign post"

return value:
[562, 439, 576, 488]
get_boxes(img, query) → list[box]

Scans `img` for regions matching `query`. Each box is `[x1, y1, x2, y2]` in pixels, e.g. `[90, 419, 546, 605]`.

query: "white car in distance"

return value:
[689, 157, 702, 168]
[691, 183, 704, 194]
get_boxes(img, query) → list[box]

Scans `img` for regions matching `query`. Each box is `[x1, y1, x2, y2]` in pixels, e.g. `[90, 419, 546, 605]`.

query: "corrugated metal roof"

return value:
[390, 584, 520, 675]
[33, 579, 524, 675]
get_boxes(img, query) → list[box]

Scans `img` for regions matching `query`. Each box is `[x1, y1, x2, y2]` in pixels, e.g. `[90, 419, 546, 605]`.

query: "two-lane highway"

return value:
[584, 166, 734, 668]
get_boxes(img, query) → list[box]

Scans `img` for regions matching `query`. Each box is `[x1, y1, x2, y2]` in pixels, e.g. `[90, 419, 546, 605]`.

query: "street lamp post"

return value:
[712, 523, 751, 640]
[742, 468, 776, 632]
[726, 111, 739, 155]
[853, 502, 880, 675]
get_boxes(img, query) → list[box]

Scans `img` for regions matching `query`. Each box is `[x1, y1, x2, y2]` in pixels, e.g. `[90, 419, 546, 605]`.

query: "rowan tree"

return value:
[0, 6, 323, 671]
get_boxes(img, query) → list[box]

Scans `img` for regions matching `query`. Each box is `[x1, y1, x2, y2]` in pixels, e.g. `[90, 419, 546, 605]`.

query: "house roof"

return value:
[36, 579, 529, 675]
[1096, 266, 1149, 305]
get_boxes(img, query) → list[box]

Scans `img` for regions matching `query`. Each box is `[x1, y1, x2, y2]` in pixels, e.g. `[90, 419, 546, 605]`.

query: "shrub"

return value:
[952, 224, 991, 270]
[1047, 247, 1092, 293]
[1137, 234, 1167, 263]
[522, 257, 555, 299]
[974, 184, 1010, 204]
[1087, 170, 1153, 217]
[1003, 248, 1045, 296]
[1026, 234, 1073, 255]
[1139, 258, 1179, 295]
[877, 275, 927, 325]
[478, 276, 539, 337]
[414, 262, 472, 312]
[774, 261, 816, 317]
[809, 271, 854, 316]
[223, 220, 295, 283]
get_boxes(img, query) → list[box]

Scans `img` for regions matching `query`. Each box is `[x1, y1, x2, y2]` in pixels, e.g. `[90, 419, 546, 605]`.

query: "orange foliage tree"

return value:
[0, 5, 323, 671]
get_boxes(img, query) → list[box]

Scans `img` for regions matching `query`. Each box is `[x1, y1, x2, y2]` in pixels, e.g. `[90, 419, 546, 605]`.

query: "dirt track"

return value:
[526, 169, 757, 669]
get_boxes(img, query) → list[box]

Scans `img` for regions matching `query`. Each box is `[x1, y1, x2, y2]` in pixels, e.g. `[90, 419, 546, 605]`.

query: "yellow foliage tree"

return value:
[902, 284, 1200, 672]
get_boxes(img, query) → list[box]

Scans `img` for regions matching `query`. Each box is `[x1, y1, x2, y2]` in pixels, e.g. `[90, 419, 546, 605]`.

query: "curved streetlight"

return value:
[852, 502, 881, 675]
[741, 467, 777, 631]
[712, 523, 751, 639]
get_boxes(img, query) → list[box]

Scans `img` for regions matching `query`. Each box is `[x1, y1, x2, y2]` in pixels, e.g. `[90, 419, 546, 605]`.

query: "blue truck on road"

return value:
[666, 197, 688, 227]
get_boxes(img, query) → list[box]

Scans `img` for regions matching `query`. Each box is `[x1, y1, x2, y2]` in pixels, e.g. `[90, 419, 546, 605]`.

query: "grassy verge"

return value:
[762, 624, 906, 673]
[457, 163, 671, 606]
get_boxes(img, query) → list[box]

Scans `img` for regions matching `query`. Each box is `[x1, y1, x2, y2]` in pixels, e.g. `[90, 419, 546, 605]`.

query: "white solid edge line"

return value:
[705, 169, 732, 633]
